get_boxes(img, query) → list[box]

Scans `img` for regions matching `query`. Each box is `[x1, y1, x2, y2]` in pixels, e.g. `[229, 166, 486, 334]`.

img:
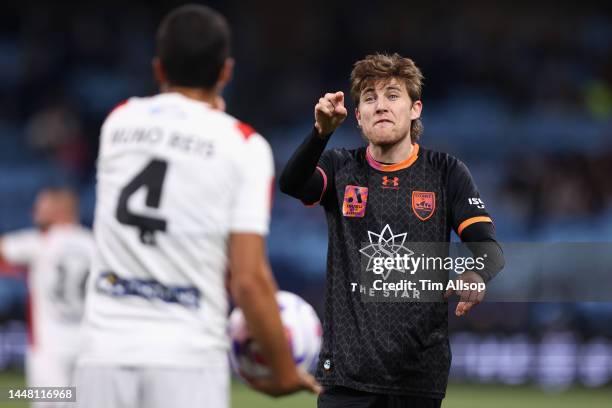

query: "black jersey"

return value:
[311, 143, 492, 398]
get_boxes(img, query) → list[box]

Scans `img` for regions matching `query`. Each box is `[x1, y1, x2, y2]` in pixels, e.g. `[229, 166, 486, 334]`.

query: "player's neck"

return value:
[52, 217, 78, 227]
[368, 135, 414, 164]
[38, 219, 76, 233]
[162, 85, 218, 106]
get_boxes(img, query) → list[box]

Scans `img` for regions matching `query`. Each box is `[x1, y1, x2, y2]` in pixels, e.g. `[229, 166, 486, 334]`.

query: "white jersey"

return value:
[1, 225, 94, 356]
[79, 92, 274, 367]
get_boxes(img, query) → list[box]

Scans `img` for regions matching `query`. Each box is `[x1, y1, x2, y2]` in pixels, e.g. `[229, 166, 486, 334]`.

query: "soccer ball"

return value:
[229, 290, 322, 378]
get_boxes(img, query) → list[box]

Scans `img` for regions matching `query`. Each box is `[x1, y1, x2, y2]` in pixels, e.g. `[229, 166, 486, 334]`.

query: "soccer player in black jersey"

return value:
[280, 53, 504, 408]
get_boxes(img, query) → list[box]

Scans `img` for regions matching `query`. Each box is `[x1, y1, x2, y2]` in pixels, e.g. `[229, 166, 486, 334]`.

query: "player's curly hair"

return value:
[350, 53, 424, 142]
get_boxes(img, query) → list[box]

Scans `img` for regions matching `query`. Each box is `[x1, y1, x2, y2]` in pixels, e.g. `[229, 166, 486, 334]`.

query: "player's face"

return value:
[356, 78, 422, 147]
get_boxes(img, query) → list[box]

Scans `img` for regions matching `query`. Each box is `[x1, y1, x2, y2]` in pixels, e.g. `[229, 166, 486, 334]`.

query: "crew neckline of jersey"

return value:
[161, 92, 213, 108]
[366, 143, 420, 172]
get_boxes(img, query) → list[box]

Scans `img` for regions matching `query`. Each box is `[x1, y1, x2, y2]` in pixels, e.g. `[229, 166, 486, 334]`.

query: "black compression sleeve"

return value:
[461, 222, 505, 283]
[279, 128, 332, 203]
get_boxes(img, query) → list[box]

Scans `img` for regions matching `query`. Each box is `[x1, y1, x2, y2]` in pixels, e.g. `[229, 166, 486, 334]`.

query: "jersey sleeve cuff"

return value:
[457, 216, 493, 237]
[229, 218, 269, 236]
[302, 166, 328, 207]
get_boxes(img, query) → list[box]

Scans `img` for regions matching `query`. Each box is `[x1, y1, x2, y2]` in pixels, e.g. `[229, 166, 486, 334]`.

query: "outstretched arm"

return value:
[279, 91, 347, 204]
[279, 128, 330, 203]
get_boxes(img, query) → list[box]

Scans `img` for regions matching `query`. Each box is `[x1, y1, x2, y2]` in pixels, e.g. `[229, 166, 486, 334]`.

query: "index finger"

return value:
[302, 374, 323, 395]
[333, 91, 344, 104]
[456, 301, 476, 316]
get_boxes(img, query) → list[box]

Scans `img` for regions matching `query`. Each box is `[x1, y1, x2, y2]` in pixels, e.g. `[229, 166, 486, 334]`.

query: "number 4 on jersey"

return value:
[116, 159, 168, 245]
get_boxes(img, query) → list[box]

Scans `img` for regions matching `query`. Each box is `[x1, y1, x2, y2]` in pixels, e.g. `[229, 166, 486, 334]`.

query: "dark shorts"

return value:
[318, 386, 442, 408]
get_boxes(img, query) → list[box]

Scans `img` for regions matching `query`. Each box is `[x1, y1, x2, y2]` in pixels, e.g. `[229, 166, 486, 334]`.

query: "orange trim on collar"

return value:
[457, 216, 493, 236]
[366, 144, 420, 172]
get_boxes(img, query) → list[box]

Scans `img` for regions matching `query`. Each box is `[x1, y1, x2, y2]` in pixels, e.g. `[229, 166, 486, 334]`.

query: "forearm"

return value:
[279, 128, 330, 201]
[461, 222, 505, 283]
[231, 263, 297, 383]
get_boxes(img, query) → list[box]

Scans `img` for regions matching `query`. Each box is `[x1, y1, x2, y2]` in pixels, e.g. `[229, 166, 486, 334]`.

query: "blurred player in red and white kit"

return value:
[75, 4, 319, 408]
[0, 188, 94, 407]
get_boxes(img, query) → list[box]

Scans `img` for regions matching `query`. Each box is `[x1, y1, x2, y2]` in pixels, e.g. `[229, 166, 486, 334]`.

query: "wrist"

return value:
[463, 270, 487, 284]
[277, 370, 300, 390]
[313, 124, 332, 140]
[472, 270, 490, 283]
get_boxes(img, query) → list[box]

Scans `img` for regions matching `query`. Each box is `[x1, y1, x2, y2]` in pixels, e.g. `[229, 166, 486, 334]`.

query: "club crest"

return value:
[412, 191, 435, 221]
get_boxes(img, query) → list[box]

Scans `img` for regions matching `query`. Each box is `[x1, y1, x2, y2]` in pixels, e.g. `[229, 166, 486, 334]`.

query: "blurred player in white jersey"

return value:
[0, 188, 94, 407]
[75, 4, 319, 408]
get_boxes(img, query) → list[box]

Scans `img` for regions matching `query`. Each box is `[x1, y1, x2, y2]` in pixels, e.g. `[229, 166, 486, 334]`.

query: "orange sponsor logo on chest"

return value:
[342, 185, 368, 217]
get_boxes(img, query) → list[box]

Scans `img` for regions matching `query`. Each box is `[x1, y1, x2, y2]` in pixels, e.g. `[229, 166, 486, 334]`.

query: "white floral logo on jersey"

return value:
[359, 224, 414, 280]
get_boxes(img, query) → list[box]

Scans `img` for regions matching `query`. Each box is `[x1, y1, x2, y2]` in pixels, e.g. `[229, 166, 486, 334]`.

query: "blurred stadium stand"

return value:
[0, 0, 611, 387]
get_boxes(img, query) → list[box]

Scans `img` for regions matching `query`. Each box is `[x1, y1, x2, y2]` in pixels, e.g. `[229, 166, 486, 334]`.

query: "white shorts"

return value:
[27, 350, 77, 408]
[26, 350, 76, 388]
[74, 364, 229, 408]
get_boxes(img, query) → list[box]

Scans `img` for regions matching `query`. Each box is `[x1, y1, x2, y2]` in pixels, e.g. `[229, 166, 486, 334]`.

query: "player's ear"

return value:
[216, 57, 234, 91]
[152, 57, 166, 87]
[410, 100, 422, 120]
[355, 107, 362, 127]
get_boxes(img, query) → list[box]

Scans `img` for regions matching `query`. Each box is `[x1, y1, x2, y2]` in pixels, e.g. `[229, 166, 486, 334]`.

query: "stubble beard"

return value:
[361, 127, 411, 149]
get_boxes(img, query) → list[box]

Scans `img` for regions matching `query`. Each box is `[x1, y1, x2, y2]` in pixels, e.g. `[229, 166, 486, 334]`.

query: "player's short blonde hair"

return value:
[350, 53, 424, 142]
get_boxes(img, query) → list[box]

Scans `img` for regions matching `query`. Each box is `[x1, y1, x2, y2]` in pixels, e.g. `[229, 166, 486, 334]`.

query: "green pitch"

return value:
[232, 381, 612, 408]
[1, 371, 611, 407]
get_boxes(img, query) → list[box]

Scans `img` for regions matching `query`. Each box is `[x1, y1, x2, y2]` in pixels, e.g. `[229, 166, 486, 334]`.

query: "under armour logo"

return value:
[382, 176, 399, 189]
